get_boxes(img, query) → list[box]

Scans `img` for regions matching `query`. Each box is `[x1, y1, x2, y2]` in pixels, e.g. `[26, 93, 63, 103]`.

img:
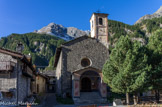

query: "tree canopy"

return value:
[146, 29, 162, 102]
[102, 35, 151, 103]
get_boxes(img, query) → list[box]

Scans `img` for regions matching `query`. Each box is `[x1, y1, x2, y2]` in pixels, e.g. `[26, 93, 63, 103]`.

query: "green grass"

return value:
[56, 95, 74, 104]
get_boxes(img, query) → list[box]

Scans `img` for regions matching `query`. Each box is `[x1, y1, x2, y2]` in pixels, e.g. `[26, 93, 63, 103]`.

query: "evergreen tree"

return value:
[102, 35, 151, 104]
[147, 29, 162, 103]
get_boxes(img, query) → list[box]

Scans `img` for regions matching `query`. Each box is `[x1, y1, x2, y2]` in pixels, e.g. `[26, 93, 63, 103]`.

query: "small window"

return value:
[99, 18, 103, 25]
[81, 58, 91, 67]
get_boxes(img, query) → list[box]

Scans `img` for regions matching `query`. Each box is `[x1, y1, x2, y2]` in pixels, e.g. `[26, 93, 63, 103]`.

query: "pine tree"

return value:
[102, 35, 151, 104]
[147, 29, 162, 103]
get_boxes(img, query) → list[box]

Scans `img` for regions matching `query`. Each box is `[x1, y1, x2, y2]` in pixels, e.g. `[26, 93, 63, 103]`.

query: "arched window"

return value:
[99, 18, 103, 25]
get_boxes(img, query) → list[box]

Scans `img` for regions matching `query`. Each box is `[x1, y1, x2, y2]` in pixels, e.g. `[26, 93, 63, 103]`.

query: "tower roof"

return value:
[90, 13, 109, 21]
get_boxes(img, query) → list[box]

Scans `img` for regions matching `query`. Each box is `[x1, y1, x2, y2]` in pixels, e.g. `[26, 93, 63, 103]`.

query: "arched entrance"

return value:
[81, 77, 91, 92]
[80, 70, 100, 92]
[73, 68, 107, 98]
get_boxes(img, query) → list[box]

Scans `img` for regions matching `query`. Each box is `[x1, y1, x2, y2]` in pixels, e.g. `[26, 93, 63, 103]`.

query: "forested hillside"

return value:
[137, 17, 162, 33]
[108, 17, 162, 49]
[0, 33, 65, 68]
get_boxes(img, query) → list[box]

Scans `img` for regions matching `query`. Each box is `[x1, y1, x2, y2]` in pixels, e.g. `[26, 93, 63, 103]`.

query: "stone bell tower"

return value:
[90, 13, 109, 48]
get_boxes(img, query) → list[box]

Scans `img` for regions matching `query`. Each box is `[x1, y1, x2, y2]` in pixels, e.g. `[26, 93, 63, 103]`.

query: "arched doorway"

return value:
[80, 70, 101, 92]
[73, 69, 107, 98]
[81, 77, 91, 92]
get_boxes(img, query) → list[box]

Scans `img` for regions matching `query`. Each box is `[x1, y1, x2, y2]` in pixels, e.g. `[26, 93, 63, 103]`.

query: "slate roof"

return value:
[0, 47, 36, 73]
[54, 36, 93, 67]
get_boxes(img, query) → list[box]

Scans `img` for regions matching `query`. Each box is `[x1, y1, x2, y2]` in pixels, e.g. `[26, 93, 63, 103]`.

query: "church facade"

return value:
[54, 13, 109, 102]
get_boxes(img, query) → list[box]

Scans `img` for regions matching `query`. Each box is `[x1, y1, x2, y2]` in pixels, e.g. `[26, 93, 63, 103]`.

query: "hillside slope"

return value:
[108, 17, 162, 49]
[0, 33, 65, 67]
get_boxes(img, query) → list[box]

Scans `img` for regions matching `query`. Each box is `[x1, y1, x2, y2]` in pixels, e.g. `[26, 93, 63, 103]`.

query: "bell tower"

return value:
[90, 13, 109, 47]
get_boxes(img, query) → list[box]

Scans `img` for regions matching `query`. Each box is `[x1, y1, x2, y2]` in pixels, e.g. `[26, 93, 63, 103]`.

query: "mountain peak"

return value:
[135, 6, 162, 24]
[35, 23, 89, 41]
[154, 6, 162, 14]
[47, 22, 64, 28]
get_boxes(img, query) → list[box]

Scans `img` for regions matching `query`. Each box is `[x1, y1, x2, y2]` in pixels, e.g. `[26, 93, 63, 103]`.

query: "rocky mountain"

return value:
[34, 23, 89, 40]
[135, 6, 162, 24]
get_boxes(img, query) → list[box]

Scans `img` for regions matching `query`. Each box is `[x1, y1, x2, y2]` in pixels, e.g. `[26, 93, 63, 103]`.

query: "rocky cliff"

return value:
[34, 23, 89, 40]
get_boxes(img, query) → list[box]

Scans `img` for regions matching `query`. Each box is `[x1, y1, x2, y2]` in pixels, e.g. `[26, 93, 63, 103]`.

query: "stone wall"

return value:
[0, 53, 17, 102]
[0, 53, 32, 103]
[36, 75, 46, 94]
[55, 51, 63, 95]
[18, 75, 28, 102]
[61, 70, 72, 96]
[18, 60, 33, 102]
[63, 36, 109, 72]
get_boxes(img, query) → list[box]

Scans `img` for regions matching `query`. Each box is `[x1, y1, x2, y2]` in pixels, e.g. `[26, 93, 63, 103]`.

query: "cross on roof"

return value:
[96, 9, 101, 13]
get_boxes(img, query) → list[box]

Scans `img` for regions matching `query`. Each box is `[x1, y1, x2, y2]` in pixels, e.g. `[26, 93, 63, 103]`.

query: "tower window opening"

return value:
[99, 18, 103, 25]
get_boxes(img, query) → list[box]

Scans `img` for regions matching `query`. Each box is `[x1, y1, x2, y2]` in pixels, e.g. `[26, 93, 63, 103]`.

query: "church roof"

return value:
[90, 12, 109, 21]
[0, 47, 37, 74]
[62, 35, 94, 46]
[43, 70, 56, 77]
[54, 35, 99, 67]
[37, 72, 48, 79]
[54, 36, 88, 67]
[0, 47, 24, 58]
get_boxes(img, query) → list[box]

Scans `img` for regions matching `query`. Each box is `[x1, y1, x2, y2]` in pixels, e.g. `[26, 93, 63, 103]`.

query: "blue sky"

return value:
[0, 0, 161, 37]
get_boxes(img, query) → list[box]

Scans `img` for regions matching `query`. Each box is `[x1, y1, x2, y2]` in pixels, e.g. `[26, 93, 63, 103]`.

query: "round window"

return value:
[81, 58, 91, 67]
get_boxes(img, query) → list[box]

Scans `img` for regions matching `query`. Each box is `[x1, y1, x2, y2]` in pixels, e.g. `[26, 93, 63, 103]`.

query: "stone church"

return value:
[54, 13, 109, 103]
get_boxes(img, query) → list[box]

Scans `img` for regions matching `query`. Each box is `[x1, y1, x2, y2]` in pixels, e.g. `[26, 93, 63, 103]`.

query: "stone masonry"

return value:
[55, 36, 109, 97]
[0, 49, 35, 105]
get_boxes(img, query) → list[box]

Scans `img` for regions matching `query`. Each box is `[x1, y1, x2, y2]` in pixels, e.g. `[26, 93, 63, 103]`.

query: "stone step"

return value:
[80, 92, 101, 99]
[74, 98, 108, 104]
[74, 92, 108, 104]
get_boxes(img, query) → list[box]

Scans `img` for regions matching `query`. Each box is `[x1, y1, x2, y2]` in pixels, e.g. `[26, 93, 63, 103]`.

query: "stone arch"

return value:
[80, 70, 101, 92]
[73, 67, 107, 98]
